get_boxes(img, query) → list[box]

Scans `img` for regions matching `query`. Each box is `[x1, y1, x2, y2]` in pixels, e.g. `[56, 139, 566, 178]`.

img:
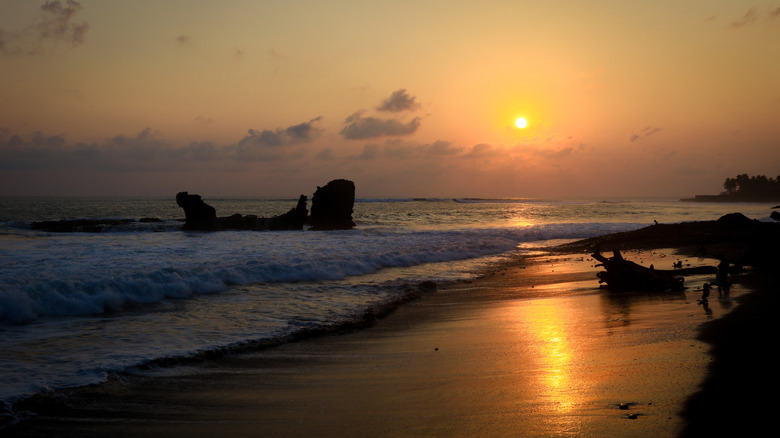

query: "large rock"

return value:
[310, 179, 356, 230]
[176, 193, 308, 231]
[264, 195, 308, 230]
[176, 192, 217, 231]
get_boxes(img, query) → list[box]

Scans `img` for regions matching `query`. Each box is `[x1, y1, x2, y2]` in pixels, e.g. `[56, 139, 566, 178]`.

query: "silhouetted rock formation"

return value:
[265, 195, 308, 230]
[215, 195, 309, 231]
[176, 192, 217, 231]
[175, 193, 309, 232]
[310, 179, 356, 230]
[176, 179, 355, 232]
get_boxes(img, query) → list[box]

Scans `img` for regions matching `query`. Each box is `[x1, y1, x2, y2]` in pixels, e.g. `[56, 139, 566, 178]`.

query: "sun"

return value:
[515, 117, 528, 129]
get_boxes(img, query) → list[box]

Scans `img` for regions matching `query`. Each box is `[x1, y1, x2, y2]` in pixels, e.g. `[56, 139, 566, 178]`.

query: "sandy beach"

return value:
[6, 247, 759, 438]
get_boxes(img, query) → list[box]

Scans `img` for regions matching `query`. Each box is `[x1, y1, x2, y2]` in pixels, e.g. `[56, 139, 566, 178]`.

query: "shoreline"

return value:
[4, 248, 743, 437]
[4, 214, 778, 436]
[677, 269, 776, 437]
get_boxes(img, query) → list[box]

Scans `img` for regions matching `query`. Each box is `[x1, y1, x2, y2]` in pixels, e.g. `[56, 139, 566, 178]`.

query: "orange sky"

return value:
[1, 1, 779, 197]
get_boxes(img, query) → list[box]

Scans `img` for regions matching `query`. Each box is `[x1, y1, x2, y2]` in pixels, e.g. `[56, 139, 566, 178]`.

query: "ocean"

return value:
[0, 196, 774, 407]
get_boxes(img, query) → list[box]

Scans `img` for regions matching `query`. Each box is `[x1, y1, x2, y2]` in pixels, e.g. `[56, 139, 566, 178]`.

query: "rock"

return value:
[716, 212, 753, 227]
[176, 179, 353, 232]
[176, 192, 217, 231]
[217, 213, 259, 230]
[265, 195, 308, 230]
[309, 179, 356, 230]
[175, 193, 308, 231]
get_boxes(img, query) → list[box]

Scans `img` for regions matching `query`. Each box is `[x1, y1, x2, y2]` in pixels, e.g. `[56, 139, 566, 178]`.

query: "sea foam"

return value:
[0, 222, 641, 324]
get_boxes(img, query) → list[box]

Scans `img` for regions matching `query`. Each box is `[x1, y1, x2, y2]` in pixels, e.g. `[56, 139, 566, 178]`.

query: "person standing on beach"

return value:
[716, 259, 730, 293]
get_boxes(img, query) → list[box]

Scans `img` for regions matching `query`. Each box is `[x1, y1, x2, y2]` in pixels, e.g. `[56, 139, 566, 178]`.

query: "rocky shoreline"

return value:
[30, 179, 356, 233]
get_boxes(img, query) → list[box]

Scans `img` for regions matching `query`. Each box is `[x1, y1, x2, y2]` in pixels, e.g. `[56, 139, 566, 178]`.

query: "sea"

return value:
[0, 196, 774, 409]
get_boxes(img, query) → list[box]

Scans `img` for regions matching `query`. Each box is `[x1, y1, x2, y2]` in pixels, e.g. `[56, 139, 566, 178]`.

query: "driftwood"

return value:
[592, 250, 717, 292]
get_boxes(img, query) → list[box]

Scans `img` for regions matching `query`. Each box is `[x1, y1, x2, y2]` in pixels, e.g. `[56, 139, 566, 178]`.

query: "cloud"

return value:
[462, 143, 505, 159]
[348, 139, 461, 161]
[355, 144, 379, 160]
[376, 89, 420, 112]
[238, 117, 323, 148]
[38, 0, 88, 45]
[315, 148, 335, 160]
[532, 147, 574, 159]
[729, 6, 780, 28]
[1, 128, 174, 171]
[194, 116, 215, 125]
[340, 112, 421, 139]
[1, 118, 322, 171]
[731, 7, 759, 28]
[425, 140, 462, 155]
[629, 126, 662, 143]
[1, 0, 89, 54]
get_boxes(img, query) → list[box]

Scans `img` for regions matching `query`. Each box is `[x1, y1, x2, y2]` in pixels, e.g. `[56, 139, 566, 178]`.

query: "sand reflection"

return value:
[516, 299, 579, 415]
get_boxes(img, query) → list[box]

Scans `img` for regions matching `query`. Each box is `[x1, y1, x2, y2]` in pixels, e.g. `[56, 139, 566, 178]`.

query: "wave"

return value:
[356, 198, 452, 203]
[452, 198, 535, 204]
[0, 222, 643, 325]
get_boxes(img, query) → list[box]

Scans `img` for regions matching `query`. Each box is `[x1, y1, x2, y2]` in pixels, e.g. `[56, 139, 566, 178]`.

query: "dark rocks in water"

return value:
[176, 179, 353, 231]
[310, 179, 356, 230]
[215, 195, 308, 231]
[175, 193, 309, 231]
[264, 194, 308, 230]
[176, 192, 217, 231]
[217, 213, 255, 230]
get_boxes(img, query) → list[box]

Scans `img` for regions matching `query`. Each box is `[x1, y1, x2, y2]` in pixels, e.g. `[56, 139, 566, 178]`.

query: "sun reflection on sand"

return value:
[524, 301, 575, 411]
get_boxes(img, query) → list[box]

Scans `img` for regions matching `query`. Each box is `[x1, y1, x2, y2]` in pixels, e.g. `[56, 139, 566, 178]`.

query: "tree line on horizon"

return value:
[721, 174, 780, 196]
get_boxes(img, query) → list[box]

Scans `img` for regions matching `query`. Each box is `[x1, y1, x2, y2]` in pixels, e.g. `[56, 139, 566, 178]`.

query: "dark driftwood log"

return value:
[591, 250, 713, 292]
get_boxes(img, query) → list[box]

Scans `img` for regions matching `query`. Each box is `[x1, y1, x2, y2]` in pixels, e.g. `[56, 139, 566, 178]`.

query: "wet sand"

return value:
[677, 270, 776, 437]
[5, 250, 748, 438]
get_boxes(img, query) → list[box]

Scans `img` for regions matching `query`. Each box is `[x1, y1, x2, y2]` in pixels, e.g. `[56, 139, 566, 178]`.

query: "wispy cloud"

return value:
[731, 7, 759, 28]
[1, 0, 89, 55]
[629, 126, 662, 143]
[730, 6, 780, 28]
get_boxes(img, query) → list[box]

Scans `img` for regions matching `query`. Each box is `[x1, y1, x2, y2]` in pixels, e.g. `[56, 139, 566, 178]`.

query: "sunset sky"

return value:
[2, 0, 779, 198]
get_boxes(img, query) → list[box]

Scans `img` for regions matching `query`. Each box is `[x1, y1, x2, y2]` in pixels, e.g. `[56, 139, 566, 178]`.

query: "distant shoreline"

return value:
[680, 194, 780, 203]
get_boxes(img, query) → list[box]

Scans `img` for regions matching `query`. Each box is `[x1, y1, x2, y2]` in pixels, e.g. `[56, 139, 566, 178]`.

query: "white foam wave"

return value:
[0, 222, 641, 324]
